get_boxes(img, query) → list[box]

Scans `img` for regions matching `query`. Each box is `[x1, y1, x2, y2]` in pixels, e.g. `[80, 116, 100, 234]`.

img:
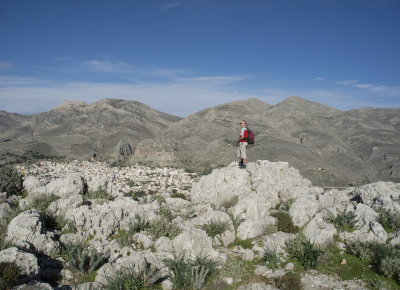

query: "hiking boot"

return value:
[240, 164, 246, 169]
[238, 160, 243, 167]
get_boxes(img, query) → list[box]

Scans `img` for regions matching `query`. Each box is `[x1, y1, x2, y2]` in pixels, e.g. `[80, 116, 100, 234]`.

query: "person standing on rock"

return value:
[237, 120, 248, 169]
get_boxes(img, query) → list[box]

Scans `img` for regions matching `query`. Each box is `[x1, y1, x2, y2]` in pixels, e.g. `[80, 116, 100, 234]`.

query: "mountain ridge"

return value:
[1, 97, 399, 186]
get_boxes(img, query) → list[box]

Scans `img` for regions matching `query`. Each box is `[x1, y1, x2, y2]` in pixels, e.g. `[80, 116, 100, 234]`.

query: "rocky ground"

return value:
[1, 160, 400, 289]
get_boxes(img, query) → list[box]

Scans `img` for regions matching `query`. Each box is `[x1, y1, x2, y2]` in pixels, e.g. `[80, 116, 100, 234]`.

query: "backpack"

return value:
[247, 129, 255, 144]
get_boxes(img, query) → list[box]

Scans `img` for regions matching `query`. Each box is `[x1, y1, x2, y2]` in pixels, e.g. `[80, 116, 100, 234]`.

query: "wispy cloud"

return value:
[313, 77, 325, 81]
[337, 80, 358, 85]
[337, 79, 400, 96]
[157, 1, 183, 10]
[177, 75, 249, 84]
[0, 61, 14, 70]
[54, 56, 73, 62]
[83, 60, 132, 73]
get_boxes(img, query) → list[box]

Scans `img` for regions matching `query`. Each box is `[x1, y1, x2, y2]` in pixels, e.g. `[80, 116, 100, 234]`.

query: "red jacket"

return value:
[240, 129, 248, 142]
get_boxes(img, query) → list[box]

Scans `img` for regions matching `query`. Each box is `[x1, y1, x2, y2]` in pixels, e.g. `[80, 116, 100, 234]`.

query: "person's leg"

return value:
[240, 142, 247, 169]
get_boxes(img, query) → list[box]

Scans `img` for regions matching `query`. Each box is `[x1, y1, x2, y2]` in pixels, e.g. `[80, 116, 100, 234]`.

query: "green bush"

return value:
[275, 271, 302, 290]
[263, 247, 281, 270]
[163, 253, 218, 289]
[0, 166, 23, 196]
[128, 214, 150, 234]
[147, 218, 181, 240]
[325, 209, 357, 232]
[228, 210, 245, 236]
[0, 262, 21, 290]
[274, 199, 295, 212]
[346, 241, 400, 281]
[201, 220, 230, 246]
[85, 187, 112, 200]
[59, 242, 109, 274]
[219, 256, 253, 282]
[103, 258, 163, 289]
[285, 235, 323, 270]
[377, 208, 400, 233]
[271, 211, 299, 233]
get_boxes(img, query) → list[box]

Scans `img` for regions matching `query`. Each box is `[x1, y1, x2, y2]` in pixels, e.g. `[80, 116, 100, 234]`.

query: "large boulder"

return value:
[45, 173, 88, 197]
[232, 194, 276, 239]
[0, 247, 40, 282]
[303, 213, 337, 246]
[172, 228, 220, 261]
[289, 195, 319, 227]
[6, 209, 58, 256]
[352, 182, 400, 214]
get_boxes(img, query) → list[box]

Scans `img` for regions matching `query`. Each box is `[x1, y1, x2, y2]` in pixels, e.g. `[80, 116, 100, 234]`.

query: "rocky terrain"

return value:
[1, 160, 400, 289]
[1, 97, 400, 187]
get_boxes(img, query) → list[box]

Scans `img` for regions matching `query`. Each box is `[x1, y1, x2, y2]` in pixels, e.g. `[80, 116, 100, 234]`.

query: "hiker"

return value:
[237, 120, 248, 169]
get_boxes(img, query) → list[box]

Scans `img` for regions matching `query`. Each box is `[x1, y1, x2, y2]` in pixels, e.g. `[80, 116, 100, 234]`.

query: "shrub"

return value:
[274, 199, 295, 212]
[170, 192, 188, 200]
[228, 210, 245, 236]
[147, 218, 181, 240]
[0, 262, 21, 290]
[325, 209, 357, 232]
[285, 235, 323, 270]
[128, 214, 150, 233]
[263, 247, 281, 270]
[59, 242, 109, 274]
[201, 220, 230, 246]
[275, 271, 302, 290]
[219, 256, 253, 282]
[346, 241, 400, 281]
[103, 258, 163, 289]
[85, 187, 112, 200]
[163, 253, 218, 289]
[377, 208, 400, 233]
[0, 167, 23, 196]
[271, 211, 298, 233]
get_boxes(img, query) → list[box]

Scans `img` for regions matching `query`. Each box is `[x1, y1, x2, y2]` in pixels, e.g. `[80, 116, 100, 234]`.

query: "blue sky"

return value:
[0, 0, 399, 116]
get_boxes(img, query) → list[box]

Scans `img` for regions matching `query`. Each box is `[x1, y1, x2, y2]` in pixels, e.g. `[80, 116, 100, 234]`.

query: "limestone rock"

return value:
[45, 173, 88, 197]
[172, 228, 220, 260]
[233, 194, 276, 239]
[289, 194, 319, 227]
[47, 194, 84, 216]
[0, 247, 40, 282]
[0, 201, 11, 219]
[6, 209, 58, 255]
[303, 213, 337, 246]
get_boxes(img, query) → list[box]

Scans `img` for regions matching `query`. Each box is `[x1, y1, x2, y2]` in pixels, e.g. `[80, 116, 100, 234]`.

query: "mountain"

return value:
[0, 98, 182, 161]
[1, 97, 399, 187]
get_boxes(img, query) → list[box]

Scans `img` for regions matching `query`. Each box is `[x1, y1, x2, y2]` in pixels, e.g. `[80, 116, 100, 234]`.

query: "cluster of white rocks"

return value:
[1, 159, 400, 289]
[16, 160, 196, 198]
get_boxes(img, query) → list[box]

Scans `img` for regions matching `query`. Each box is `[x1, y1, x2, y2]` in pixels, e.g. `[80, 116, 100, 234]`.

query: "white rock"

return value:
[0, 247, 40, 282]
[46, 173, 87, 197]
[233, 194, 276, 240]
[47, 194, 84, 216]
[354, 182, 400, 214]
[6, 209, 58, 256]
[172, 228, 220, 260]
[0, 201, 11, 219]
[303, 213, 337, 246]
[260, 232, 296, 255]
[289, 194, 319, 227]
[13, 281, 53, 290]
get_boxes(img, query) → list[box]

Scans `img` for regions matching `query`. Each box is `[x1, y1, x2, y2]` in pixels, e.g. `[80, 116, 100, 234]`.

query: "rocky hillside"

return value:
[0, 98, 182, 161]
[1, 160, 400, 289]
[1, 97, 400, 186]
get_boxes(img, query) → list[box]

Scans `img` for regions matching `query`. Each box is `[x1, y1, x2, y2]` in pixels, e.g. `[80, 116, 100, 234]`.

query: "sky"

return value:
[0, 0, 399, 116]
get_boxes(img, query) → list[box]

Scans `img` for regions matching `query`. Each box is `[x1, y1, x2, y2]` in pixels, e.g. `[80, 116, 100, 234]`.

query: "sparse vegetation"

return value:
[0, 166, 23, 196]
[377, 207, 400, 233]
[0, 262, 21, 290]
[271, 211, 299, 233]
[59, 241, 109, 282]
[163, 252, 218, 289]
[85, 187, 112, 200]
[103, 258, 163, 289]
[346, 241, 400, 282]
[201, 220, 230, 246]
[285, 234, 323, 270]
[274, 271, 302, 290]
[228, 210, 246, 237]
[219, 255, 254, 283]
[325, 209, 358, 232]
[274, 199, 295, 212]
[263, 247, 281, 270]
